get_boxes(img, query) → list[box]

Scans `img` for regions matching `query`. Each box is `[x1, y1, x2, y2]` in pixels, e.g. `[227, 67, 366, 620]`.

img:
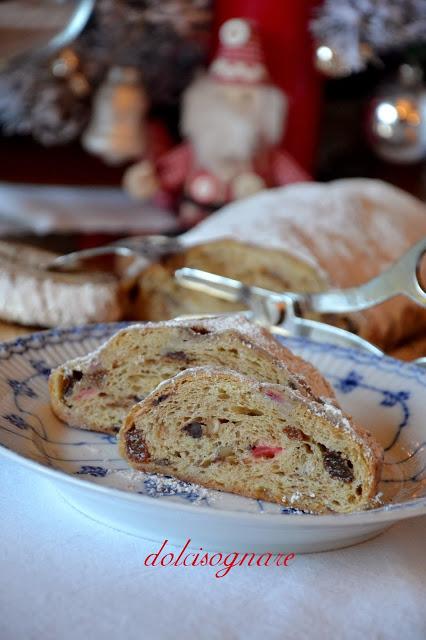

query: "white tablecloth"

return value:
[1, 457, 425, 640]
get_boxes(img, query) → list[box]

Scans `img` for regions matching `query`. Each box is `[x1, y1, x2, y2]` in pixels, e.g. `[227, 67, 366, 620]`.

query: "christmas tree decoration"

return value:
[51, 48, 90, 97]
[123, 17, 310, 228]
[0, 0, 212, 147]
[314, 42, 373, 79]
[311, 0, 426, 76]
[366, 65, 426, 164]
[82, 67, 148, 165]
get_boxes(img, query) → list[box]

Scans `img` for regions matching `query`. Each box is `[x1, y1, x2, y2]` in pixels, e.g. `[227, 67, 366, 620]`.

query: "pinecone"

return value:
[0, 0, 212, 146]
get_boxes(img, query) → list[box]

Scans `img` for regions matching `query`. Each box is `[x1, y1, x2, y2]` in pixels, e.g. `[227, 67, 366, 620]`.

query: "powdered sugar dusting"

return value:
[182, 179, 426, 288]
[319, 400, 353, 433]
[106, 468, 147, 490]
[308, 397, 375, 458]
[371, 491, 384, 506]
[283, 490, 317, 505]
[106, 468, 214, 503]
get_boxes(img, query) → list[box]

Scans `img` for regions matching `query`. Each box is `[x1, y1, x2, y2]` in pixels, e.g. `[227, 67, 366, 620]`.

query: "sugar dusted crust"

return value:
[119, 366, 383, 514]
[134, 179, 426, 349]
[0, 241, 122, 327]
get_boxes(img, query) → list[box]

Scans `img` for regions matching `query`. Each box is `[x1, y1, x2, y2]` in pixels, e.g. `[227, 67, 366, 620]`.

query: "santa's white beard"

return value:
[194, 115, 258, 178]
[182, 77, 284, 179]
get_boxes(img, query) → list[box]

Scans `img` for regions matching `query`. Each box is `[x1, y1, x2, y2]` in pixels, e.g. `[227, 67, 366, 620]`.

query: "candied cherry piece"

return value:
[252, 444, 283, 459]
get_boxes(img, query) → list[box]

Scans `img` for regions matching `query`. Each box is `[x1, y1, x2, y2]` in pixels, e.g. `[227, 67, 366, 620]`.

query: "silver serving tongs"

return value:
[47, 235, 182, 278]
[175, 237, 426, 357]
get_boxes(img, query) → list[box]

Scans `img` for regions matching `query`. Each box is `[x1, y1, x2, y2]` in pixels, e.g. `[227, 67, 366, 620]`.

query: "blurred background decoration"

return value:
[365, 64, 426, 165]
[310, 0, 426, 198]
[1, 0, 426, 235]
[0, 0, 212, 148]
[311, 0, 426, 77]
[0, 0, 94, 67]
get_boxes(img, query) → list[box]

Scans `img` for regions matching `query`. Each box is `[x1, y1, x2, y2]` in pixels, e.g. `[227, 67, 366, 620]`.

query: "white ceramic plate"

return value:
[1, 323, 425, 553]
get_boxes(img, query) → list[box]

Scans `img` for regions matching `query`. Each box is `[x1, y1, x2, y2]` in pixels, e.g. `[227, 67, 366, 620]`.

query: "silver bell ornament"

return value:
[366, 65, 426, 164]
[82, 66, 148, 165]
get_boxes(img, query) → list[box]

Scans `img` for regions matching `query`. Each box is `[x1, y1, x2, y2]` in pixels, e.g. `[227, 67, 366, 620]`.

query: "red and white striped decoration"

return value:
[209, 18, 268, 85]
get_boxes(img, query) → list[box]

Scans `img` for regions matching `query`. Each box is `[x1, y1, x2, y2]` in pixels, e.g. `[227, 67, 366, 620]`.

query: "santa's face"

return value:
[182, 77, 286, 181]
[218, 83, 259, 113]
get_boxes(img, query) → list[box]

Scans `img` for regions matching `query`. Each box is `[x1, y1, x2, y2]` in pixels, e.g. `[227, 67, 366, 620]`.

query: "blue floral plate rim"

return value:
[1, 322, 426, 525]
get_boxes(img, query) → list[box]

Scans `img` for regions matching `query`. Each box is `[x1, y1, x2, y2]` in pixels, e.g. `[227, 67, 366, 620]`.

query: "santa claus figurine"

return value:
[124, 17, 310, 228]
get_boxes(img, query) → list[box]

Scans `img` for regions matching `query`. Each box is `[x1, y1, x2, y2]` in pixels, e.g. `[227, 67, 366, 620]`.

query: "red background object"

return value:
[212, 0, 323, 173]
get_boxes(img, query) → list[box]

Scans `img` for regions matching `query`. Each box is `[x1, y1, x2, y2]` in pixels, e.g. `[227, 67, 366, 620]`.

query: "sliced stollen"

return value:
[133, 178, 426, 350]
[49, 315, 335, 434]
[118, 366, 383, 514]
[0, 241, 122, 327]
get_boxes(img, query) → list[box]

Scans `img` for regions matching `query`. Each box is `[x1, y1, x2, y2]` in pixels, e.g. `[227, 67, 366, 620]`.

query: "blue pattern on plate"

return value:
[2, 413, 30, 430]
[1, 322, 426, 514]
[76, 465, 109, 478]
[332, 370, 410, 450]
[29, 359, 52, 379]
[8, 379, 38, 399]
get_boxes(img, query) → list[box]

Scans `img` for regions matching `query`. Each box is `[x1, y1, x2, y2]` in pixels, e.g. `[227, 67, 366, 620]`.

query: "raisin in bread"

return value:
[119, 366, 383, 514]
[0, 241, 122, 327]
[49, 315, 335, 434]
[133, 179, 426, 349]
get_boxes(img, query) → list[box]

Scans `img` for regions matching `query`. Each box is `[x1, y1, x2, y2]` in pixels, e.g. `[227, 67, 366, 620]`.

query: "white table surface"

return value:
[1, 456, 425, 640]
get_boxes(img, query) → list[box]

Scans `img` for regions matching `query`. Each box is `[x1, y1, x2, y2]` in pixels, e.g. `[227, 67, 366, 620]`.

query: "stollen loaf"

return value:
[0, 241, 123, 327]
[134, 179, 426, 349]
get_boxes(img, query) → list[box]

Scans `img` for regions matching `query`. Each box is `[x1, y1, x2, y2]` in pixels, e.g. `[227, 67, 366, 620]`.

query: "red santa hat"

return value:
[209, 18, 269, 85]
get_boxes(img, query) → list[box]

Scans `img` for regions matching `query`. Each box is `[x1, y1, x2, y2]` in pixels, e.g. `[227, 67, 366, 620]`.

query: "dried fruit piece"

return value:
[125, 425, 150, 463]
[264, 389, 285, 403]
[322, 447, 354, 483]
[164, 351, 190, 362]
[283, 426, 309, 441]
[190, 326, 211, 335]
[152, 393, 170, 406]
[182, 421, 204, 438]
[62, 369, 83, 398]
[252, 444, 283, 459]
[74, 388, 98, 401]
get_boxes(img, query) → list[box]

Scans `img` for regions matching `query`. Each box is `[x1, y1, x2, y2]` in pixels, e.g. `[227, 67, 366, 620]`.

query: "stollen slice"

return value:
[49, 315, 335, 434]
[119, 366, 383, 514]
